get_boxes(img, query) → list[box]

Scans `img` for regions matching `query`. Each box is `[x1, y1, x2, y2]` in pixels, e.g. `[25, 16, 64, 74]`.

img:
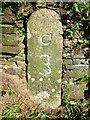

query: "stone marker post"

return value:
[27, 9, 63, 109]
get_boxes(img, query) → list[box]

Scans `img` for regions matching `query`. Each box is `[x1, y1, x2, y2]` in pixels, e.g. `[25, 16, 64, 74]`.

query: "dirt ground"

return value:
[0, 71, 39, 117]
[0, 71, 67, 119]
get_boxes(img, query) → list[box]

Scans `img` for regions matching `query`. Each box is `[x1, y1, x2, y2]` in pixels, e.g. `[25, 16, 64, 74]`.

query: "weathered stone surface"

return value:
[73, 59, 88, 65]
[0, 54, 11, 59]
[27, 9, 63, 109]
[63, 59, 72, 65]
[1, 46, 19, 54]
[1, 60, 26, 79]
[8, 50, 25, 61]
[62, 58, 88, 101]
[70, 65, 88, 79]
[0, 15, 14, 23]
[69, 83, 86, 100]
[0, 8, 16, 23]
[1, 26, 17, 34]
[1, 34, 24, 46]
[0, 7, 26, 95]
[1, 44, 24, 54]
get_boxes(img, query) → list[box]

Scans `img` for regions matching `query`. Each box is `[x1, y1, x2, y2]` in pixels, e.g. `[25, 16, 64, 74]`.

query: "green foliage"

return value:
[62, 74, 90, 120]
[80, 74, 90, 83]
[2, 2, 22, 13]
[66, 20, 83, 39]
[36, 2, 46, 7]
[73, 3, 85, 12]
[28, 110, 49, 120]
[74, 74, 90, 84]
[1, 86, 15, 97]
[2, 104, 22, 119]
[63, 92, 90, 120]
[66, 2, 90, 47]
[8, 87, 15, 97]
[73, 2, 90, 17]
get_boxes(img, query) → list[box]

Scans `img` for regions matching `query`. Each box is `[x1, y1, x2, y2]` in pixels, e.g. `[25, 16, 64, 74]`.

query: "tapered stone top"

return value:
[27, 8, 63, 109]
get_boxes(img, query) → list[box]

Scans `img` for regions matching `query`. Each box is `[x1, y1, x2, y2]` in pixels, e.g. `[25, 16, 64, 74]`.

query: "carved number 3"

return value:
[39, 55, 51, 77]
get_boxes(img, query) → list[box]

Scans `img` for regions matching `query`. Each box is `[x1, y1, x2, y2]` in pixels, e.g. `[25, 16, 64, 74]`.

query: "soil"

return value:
[0, 71, 38, 117]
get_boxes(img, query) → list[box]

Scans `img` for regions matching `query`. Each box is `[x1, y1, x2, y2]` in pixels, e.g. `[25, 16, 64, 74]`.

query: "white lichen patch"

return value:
[64, 81, 68, 84]
[51, 89, 55, 92]
[34, 65, 36, 68]
[69, 80, 74, 85]
[39, 77, 43, 81]
[57, 79, 61, 83]
[56, 93, 61, 99]
[33, 91, 50, 102]
[58, 70, 61, 74]
[27, 28, 31, 39]
[31, 78, 35, 82]
[28, 74, 31, 79]
[40, 27, 43, 29]
[48, 78, 50, 81]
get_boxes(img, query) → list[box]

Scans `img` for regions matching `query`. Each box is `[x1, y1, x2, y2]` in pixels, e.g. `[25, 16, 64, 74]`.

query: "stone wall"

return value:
[0, 8, 26, 82]
[62, 34, 89, 102]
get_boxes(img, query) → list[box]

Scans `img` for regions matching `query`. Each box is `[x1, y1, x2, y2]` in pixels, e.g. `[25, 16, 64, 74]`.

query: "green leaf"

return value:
[86, 2, 90, 8]
[40, 114, 49, 120]
[9, 90, 15, 96]
[67, 10, 73, 14]
[75, 21, 82, 28]
[75, 74, 90, 83]
[74, 3, 84, 12]
[81, 74, 90, 82]
[34, 111, 39, 116]
[83, 38, 89, 44]
[74, 3, 80, 12]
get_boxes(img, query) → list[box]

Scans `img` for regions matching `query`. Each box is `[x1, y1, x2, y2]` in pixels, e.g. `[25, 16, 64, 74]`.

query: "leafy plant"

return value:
[80, 74, 90, 83]
[28, 110, 49, 120]
[74, 74, 90, 83]
[73, 3, 85, 13]
[63, 94, 90, 120]
[66, 2, 90, 48]
[9, 89, 15, 97]
[2, 104, 22, 119]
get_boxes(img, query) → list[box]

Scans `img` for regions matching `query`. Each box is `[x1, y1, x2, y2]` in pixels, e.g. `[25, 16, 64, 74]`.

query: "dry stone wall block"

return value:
[1, 8, 26, 83]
